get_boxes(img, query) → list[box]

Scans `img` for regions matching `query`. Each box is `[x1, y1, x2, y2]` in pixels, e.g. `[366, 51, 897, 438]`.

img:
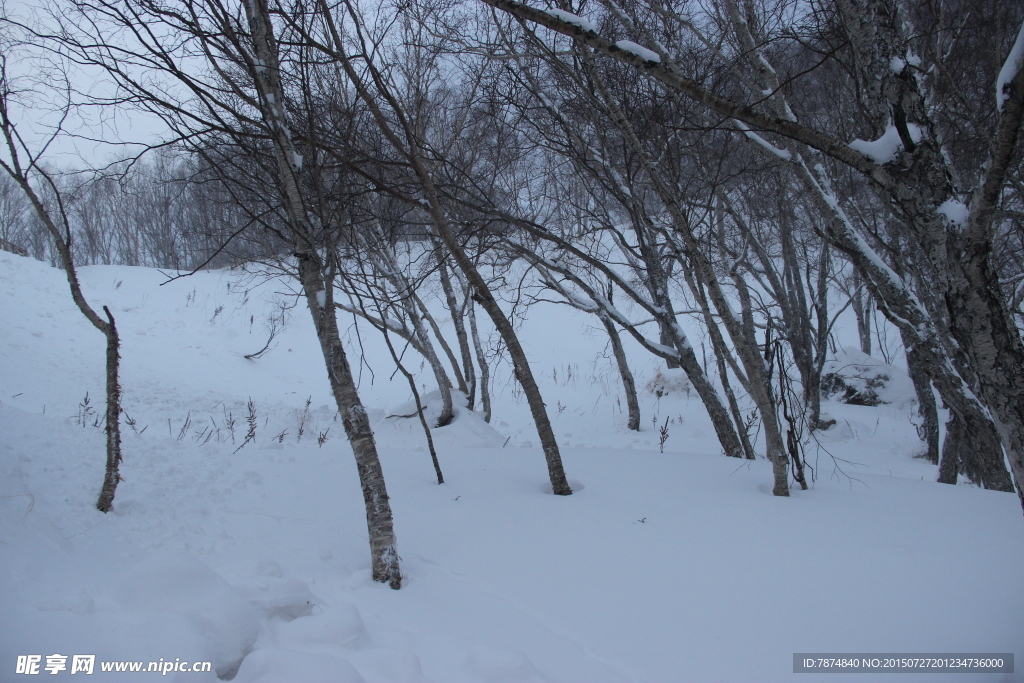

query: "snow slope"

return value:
[1, 251, 1022, 682]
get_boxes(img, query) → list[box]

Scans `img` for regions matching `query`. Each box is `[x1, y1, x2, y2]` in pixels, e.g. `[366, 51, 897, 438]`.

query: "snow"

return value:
[889, 56, 906, 73]
[1, 250, 1023, 682]
[821, 346, 916, 408]
[997, 20, 1024, 111]
[734, 119, 792, 160]
[613, 40, 660, 64]
[936, 198, 970, 227]
[543, 8, 596, 34]
[849, 122, 922, 164]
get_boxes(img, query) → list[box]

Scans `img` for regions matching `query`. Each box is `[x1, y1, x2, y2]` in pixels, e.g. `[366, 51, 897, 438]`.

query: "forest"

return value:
[1, 0, 1022, 679]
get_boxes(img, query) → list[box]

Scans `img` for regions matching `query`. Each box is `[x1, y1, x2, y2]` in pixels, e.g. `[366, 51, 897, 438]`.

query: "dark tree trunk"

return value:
[904, 341, 940, 465]
[436, 223, 571, 495]
[381, 324, 443, 485]
[600, 313, 640, 431]
[959, 410, 1014, 492]
[938, 411, 961, 485]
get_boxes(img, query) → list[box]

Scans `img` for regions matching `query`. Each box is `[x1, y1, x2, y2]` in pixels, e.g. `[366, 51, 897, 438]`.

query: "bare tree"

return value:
[0, 55, 123, 512]
[38, 0, 406, 585]
[484, 0, 1024, 512]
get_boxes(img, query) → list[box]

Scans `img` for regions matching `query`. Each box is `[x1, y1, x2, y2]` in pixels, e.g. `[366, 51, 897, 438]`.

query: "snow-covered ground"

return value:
[1, 250, 1021, 682]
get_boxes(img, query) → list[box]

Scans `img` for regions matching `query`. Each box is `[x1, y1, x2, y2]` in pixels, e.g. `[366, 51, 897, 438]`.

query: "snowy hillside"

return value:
[1, 250, 1022, 682]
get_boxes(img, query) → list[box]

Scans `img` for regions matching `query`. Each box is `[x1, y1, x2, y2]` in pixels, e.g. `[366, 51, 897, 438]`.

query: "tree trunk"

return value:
[0, 152, 126, 512]
[437, 222, 571, 495]
[381, 323, 443, 485]
[436, 246, 476, 408]
[663, 319, 747, 461]
[95, 307, 123, 512]
[938, 411, 961, 485]
[904, 341, 940, 465]
[366, 242, 455, 428]
[947, 248, 1024, 508]
[247, 0, 402, 587]
[403, 296, 455, 428]
[599, 313, 640, 431]
[466, 296, 492, 422]
[853, 273, 872, 356]
[956, 406, 1014, 492]
[412, 288, 466, 402]
[298, 260, 402, 587]
[685, 270, 756, 459]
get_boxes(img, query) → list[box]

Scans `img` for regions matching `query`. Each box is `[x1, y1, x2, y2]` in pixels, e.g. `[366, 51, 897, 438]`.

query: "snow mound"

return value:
[115, 554, 261, 678]
[461, 646, 548, 683]
[232, 575, 319, 621]
[348, 649, 431, 682]
[820, 347, 915, 407]
[233, 648, 365, 683]
[645, 368, 692, 397]
[276, 603, 368, 650]
[380, 389, 506, 448]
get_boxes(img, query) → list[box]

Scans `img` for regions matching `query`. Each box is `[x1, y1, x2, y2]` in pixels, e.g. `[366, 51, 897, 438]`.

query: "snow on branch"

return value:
[613, 40, 660, 63]
[996, 20, 1024, 112]
[849, 122, 921, 165]
[732, 119, 791, 160]
[936, 198, 969, 227]
[543, 8, 596, 34]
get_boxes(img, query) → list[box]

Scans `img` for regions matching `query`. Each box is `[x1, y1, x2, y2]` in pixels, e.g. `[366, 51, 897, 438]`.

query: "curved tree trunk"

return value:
[365, 240, 455, 428]
[297, 259, 402, 587]
[685, 270, 756, 459]
[466, 295, 492, 423]
[600, 313, 640, 431]
[438, 225, 571, 494]
[0, 139, 125, 512]
[401, 296, 455, 428]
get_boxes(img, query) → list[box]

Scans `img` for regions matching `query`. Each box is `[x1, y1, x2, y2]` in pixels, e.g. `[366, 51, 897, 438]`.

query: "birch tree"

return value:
[43, 0, 405, 585]
[0, 55, 124, 512]
[482, 0, 1024, 511]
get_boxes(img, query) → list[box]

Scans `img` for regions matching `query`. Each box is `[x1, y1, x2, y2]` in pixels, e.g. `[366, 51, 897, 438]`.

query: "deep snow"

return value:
[1, 250, 1021, 682]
